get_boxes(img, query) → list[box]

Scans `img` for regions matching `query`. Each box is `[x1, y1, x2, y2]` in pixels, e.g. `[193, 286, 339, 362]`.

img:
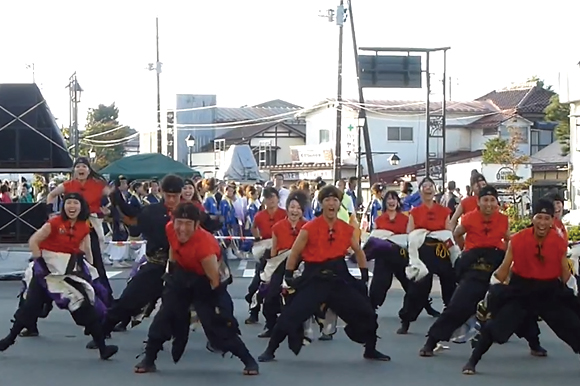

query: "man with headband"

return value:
[258, 185, 390, 363]
[134, 202, 259, 375]
[85, 175, 222, 349]
[418, 185, 509, 357]
[462, 199, 580, 375]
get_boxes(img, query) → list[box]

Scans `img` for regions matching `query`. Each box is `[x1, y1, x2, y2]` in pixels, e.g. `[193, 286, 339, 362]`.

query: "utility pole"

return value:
[333, 0, 345, 183]
[26, 63, 35, 83]
[348, 0, 376, 188]
[148, 17, 163, 154]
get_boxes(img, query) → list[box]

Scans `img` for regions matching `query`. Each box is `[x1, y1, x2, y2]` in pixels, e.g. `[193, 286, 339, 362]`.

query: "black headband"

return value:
[533, 199, 555, 217]
[64, 192, 83, 202]
[478, 185, 498, 199]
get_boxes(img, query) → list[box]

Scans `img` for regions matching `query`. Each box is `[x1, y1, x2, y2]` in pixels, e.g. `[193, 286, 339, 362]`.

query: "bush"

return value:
[569, 226, 580, 242]
[509, 218, 531, 233]
[502, 205, 531, 233]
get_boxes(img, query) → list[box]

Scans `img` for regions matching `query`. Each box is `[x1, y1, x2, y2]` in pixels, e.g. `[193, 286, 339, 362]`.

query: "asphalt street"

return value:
[0, 270, 578, 386]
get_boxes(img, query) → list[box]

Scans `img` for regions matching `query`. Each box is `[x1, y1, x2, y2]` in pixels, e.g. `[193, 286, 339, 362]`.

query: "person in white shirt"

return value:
[273, 173, 289, 209]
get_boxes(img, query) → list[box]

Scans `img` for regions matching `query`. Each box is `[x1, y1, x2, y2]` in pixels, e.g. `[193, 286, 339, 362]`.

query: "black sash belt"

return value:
[146, 250, 169, 265]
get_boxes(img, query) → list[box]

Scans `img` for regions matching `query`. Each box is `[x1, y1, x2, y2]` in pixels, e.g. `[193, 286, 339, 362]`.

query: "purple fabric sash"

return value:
[31, 258, 107, 319]
[363, 237, 397, 260]
[129, 254, 148, 279]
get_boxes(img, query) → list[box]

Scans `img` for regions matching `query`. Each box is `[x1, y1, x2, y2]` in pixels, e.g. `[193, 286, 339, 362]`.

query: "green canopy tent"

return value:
[99, 153, 200, 181]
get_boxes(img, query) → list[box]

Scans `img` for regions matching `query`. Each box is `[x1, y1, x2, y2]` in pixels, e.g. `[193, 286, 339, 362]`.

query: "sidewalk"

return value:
[0, 245, 30, 280]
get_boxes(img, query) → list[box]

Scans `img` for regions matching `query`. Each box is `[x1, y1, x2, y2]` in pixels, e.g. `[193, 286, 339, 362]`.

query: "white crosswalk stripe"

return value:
[106, 270, 123, 279]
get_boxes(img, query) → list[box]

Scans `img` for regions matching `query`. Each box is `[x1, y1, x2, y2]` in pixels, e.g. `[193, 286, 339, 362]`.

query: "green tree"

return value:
[544, 94, 571, 155]
[82, 103, 135, 169]
[526, 75, 553, 91]
[482, 128, 531, 220]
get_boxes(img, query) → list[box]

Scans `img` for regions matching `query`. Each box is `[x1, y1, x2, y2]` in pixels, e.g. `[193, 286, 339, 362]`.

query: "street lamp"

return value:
[185, 134, 195, 167]
[89, 148, 96, 161]
[389, 154, 401, 166]
[67, 73, 83, 158]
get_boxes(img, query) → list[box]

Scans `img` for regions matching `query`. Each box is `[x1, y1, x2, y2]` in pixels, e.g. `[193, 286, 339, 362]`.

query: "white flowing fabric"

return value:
[367, 229, 409, 249]
[89, 215, 105, 253]
[21, 261, 34, 299]
[406, 229, 460, 281]
[39, 250, 100, 312]
[260, 250, 291, 283]
[252, 239, 273, 261]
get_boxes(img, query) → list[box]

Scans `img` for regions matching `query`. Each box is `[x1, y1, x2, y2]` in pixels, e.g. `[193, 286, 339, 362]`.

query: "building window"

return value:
[531, 129, 554, 154]
[387, 126, 413, 141]
[500, 126, 528, 144]
[482, 127, 498, 136]
[319, 129, 330, 143]
[253, 149, 277, 167]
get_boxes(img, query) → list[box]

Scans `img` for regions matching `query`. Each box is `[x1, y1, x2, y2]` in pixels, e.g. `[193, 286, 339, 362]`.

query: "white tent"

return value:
[215, 144, 262, 182]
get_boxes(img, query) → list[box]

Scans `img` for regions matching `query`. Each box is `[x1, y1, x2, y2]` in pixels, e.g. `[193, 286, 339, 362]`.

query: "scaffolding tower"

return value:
[213, 139, 225, 175]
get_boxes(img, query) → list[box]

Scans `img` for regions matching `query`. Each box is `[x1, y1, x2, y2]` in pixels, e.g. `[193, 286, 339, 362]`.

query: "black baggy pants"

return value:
[369, 245, 409, 309]
[428, 248, 504, 342]
[247, 254, 268, 315]
[144, 275, 253, 364]
[262, 263, 285, 330]
[102, 262, 165, 335]
[399, 241, 457, 323]
[90, 228, 114, 305]
[267, 262, 378, 355]
[8, 273, 106, 348]
[468, 276, 580, 366]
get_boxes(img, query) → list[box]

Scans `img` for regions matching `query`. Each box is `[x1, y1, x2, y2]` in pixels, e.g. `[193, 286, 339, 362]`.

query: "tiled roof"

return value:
[215, 122, 304, 141]
[200, 122, 305, 151]
[215, 106, 303, 123]
[476, 86, 555, 114]
[530, 141, 569, 165]
[467, 109, 518, 129]
[374, 150, 483, 183]
[250, 99, 303, 109]
[327, 99, 496, 114]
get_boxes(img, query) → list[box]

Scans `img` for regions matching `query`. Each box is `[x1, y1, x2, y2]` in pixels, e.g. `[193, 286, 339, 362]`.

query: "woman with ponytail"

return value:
[47, 157, 113, 305]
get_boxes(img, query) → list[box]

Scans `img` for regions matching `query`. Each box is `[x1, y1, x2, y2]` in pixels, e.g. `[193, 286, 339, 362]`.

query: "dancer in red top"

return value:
[134, 203, 259, 375]
[0, 193, 118, 360]
[365, 191, 410, 310]
[245, 187, 287, 324]
[462, 199, 580, 375]
[47, 157, 113, 304]
[420, 186, 509, 357]
[398, 177, 455, 334]
[258, 190, 308, 337]
[259, 185, 389, 363]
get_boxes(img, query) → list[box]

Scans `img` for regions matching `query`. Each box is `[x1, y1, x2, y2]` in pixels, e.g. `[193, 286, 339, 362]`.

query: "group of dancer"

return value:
[1, 158, 580, 377]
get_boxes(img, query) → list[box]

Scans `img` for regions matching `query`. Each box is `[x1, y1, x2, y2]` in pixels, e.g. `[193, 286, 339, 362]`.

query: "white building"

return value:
[302, 83, 556, 183]
[559, 64, 580, 209]
[140, 94, 304, 164]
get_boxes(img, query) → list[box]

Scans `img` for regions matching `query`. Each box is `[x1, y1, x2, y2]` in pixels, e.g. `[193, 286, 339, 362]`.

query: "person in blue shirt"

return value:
[368, 183, 385, 230]
[241, 186, 260, 252]
[345, 176, 358, 210]
[298, 181, 314, 220]
[143, 179, 161, 205]
[220, 182, 239, 236]
[202, 178, 219, 216]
